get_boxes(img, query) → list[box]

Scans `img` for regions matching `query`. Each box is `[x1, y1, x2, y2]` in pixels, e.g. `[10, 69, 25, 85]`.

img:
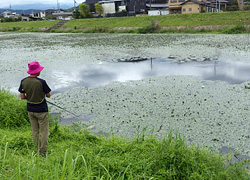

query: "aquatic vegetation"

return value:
[50, 76, 250, 156]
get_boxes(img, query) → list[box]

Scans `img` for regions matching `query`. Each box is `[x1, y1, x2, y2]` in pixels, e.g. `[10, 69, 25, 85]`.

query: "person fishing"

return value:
[18, 61, 51, 157]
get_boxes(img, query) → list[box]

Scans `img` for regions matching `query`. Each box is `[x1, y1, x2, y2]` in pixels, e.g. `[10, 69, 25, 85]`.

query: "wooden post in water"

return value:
[151, 58, 153, 71]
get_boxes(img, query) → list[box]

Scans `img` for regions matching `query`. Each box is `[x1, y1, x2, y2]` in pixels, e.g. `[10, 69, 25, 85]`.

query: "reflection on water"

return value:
[52, 59, 250, 93]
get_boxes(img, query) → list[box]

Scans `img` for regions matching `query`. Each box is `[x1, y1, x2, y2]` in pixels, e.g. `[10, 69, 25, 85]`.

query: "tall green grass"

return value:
[0, 90, 249, 179]
[0, 90, 29, 128]
[0, 20, 59, 32]
[63, 11, 249, 28]
[0, 11, 249, 34]
[52, 24, 249, 34]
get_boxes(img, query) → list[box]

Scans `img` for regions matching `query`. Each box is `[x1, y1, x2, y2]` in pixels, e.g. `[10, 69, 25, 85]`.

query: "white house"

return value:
[52, 11, 73, 20]
[31, 11, 46, 19]
[146, 3, 169, 16]
[148, 9, 169, 15]
[1, 10, 18, 18]
[99, 0, 126, 15]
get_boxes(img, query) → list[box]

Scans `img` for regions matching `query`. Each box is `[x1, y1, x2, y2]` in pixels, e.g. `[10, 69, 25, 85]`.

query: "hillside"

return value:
[63, 11, 249, 28]
[0, 11, 249, 33]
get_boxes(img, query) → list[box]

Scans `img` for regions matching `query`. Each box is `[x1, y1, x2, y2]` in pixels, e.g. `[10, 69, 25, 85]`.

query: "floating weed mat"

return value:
[0, 90, 29, 128]
[0, 125, 249, 180]
[51, 76, 250, 156]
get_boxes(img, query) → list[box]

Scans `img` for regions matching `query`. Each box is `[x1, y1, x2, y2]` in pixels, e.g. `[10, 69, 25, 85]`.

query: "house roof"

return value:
[84, 0, 99, 5]
[180, 0, 205, 5]
[52, 12, 73, 16]
[146, 3, 169, 8]
[85, 0, 124, 4]
[209, 0, 229, 3]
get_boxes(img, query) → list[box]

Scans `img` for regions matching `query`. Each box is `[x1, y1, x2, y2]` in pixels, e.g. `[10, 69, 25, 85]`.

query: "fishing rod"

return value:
[47, 100, 95, 129]
[47, 100, 82, 118]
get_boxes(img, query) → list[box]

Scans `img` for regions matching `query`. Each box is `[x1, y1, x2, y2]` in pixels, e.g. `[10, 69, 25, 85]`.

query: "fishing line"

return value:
[47, 100, 91, 119]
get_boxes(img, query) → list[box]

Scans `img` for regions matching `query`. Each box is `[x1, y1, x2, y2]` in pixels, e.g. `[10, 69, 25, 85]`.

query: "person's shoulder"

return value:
[36, 77, 46, 82]
[20, 77, 29, 82]
[36, 77, 48, 85]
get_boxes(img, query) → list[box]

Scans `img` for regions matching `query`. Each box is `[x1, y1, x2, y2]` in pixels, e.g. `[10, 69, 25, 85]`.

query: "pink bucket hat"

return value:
[27, 61, 44, 74]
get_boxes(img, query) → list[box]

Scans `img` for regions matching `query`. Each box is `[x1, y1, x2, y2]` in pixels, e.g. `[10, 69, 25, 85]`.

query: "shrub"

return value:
[137, 25, 158, 34]
[83, 27, 111, 33]
[223, 24, 247, 34]
[0, 90, 29, 128]
[12, 27, 21, 31]
[243, 4, 250, 10]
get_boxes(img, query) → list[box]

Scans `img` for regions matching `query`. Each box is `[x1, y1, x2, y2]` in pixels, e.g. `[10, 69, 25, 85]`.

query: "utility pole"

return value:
[134, 0, 136, 14]
[219, 0, 221, 12]
[57, 0, 60, 12]
[215, 0, 217, 12]
[9, 4, 11, 10]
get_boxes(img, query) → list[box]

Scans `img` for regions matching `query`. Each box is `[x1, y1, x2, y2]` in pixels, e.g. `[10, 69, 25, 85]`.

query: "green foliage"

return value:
[0, 17, 21, 23]
[0, 90, 29, 128]
[63, 11, 249, 28]
[137, 25, 157, 34]
[73, 9, 80, 19]
[223, 24, 247, 34]
[0, 90, 249, 179]
[0, 125, 249, 179]
[137, 23, 161, 34]
[95, 3, 104, 17]
[79, 4, 91, 18]
[46, 15, 57, 20]
[0, 20, 59, 32]
[243, 4, 250, 10]
[0, 11, 249, 34]
[227, 0, 240, 11]
[84, 27, 115, 33]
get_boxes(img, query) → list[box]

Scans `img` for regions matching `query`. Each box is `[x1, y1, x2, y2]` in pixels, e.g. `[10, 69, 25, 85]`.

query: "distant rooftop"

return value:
[146, 3, 169, 8]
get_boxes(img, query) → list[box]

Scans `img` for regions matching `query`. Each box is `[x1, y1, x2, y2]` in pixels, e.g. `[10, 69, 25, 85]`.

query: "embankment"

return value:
[0, 11, 249, 34]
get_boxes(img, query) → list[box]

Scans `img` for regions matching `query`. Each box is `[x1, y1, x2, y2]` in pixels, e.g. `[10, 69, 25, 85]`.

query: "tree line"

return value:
[74, 3, 104, 19]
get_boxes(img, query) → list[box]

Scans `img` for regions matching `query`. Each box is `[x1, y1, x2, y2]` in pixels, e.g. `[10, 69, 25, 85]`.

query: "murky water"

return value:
[52, 59, 250, 94]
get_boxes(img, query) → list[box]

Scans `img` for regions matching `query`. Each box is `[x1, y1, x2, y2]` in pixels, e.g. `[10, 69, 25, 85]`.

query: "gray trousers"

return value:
[28, 112, 49, 154]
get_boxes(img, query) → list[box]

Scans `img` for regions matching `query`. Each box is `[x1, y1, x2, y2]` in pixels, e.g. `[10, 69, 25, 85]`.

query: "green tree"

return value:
[95, 3, 104, 17]
[46, 15, 57, 20]
[79, 3, 91, 18]
[243, 4, 250, 10]
[17, 16, 22, 21]
[226, 0, 239, 11]
[73, 8, 80, 19]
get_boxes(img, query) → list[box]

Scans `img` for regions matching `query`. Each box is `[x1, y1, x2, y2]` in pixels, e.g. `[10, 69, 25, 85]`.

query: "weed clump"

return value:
[223, 24, 247, 34]
[0, 90, 29, 128]
[137, 22, 161, 34]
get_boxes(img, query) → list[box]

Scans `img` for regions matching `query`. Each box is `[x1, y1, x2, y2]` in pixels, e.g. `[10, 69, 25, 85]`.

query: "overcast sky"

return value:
[0, 0, 84, 8]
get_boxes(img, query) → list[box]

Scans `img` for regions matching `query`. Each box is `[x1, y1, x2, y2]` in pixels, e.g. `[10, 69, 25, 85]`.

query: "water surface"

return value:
[52, 59, 250, 94]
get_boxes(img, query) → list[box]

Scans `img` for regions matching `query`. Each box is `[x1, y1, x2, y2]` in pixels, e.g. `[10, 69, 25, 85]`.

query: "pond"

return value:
[51, 59, 250, 94]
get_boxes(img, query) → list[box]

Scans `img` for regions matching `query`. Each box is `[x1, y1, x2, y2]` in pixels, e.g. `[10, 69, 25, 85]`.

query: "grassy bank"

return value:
[63, 11, 249, 28]
[0, 90, 249, 179]
[0, 20, 59, 32]
[0, 11, 249, 34]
